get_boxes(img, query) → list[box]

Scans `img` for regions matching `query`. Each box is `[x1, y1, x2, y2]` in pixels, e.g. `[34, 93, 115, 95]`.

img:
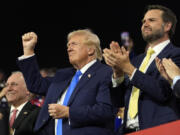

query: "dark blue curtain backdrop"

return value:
[0, 1, 179, 75]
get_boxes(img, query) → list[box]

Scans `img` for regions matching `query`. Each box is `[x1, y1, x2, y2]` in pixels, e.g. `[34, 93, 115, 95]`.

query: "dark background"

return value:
[0, 0, 180, 76]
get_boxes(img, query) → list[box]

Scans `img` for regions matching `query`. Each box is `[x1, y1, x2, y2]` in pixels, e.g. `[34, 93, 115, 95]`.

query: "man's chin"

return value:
[6, 99, 13, 104]
[143, 33, 151, 38]
[69, 59, 75, 65]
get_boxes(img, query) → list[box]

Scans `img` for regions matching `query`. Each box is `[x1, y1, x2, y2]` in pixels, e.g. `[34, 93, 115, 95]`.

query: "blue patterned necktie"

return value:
[57, 70, 82, 135]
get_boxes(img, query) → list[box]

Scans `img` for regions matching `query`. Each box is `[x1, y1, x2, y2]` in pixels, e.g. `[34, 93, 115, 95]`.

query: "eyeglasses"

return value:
[4, 82, 18, 87]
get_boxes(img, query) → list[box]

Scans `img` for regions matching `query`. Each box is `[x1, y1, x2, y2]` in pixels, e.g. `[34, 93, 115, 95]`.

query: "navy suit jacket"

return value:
[111, 43, 180, 134]
[17, 56, 114, 135]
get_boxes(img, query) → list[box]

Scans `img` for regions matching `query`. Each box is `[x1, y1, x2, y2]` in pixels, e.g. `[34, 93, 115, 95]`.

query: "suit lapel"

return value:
[12, 102, 32, 129]
[133, 54, 146, 69]
[49, 69, 76, 103]
[67, 61, 101, 106]
[52, 79, 72, 103]
[156, 43, 172, 59]
[146, 43, 172, 73]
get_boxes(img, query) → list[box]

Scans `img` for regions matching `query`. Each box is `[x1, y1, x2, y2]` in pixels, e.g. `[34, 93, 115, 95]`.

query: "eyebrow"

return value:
[142, 17, 157, 23]
[5, 82, 18, 86]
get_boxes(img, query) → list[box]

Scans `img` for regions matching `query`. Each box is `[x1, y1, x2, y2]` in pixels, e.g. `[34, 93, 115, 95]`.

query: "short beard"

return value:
[142, 25, 165, 44]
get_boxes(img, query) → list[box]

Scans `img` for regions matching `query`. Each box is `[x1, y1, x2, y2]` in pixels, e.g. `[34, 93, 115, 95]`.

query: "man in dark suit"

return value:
[0, 87, 9, 135]
[5, 71, 40, 135]
[17, 29, 114, 135]
[156, 58, 180, 98]
[103, 5, 180, 134]
[0, 106, 9, 135]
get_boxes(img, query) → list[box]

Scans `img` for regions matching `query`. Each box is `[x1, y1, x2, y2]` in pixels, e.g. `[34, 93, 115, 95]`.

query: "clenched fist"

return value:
[48, 104, 69, 119]
[22, 32, 38, 56]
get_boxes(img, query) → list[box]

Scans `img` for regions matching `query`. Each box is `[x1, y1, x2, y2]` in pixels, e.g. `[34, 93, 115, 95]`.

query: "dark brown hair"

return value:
[144, 5, 177, 39]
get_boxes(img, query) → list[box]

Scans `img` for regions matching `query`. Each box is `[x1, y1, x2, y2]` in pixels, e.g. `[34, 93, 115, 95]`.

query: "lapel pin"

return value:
[88, 74, 91, 78]
[24, 112, 28, 115]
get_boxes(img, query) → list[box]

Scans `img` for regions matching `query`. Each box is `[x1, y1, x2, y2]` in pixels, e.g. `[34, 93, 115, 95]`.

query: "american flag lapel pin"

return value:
[88, 74, 91, 78]
[24, 112, 28, 115]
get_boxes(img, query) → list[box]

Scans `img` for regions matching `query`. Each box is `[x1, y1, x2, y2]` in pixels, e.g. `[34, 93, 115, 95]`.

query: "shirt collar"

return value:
[79, 59, 97, 74]
[10, 101, 28, 113]
[150, 39, 170, 55]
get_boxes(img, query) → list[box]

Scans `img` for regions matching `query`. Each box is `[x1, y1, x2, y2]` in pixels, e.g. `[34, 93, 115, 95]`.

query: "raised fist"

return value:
[22, 32, 38, 56]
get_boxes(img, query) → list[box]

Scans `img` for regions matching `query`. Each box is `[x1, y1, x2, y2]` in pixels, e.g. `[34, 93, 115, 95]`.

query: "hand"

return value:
[155, 57, 172, 84]
[109, 41, 121, 54]
[104, 41, 124, 78]
[117, 107, 125, 119]
[103, 41, 135, 77]
[48, 104, 69, 119]
[0, 87, 8, 99]
[22, 32, 38, 56]
[162, 58, 180, 80]
[9, 127, 14, 135]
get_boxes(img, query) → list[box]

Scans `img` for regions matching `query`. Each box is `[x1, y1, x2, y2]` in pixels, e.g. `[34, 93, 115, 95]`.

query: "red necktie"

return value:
[9, 109, 18, 128]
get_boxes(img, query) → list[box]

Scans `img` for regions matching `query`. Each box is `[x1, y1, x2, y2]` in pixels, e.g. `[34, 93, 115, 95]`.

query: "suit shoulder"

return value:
[54, 67, 75, 79]
[165, 44, 180, 58]
[97, 62, 112, 72]
[172, 46, 180, 53]
[56, 67, 74, 73]
[28, 102, 41, 112]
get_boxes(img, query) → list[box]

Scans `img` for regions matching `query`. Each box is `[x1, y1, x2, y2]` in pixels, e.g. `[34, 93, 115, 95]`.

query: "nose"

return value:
[6, 85, 12, 90]
[67, 46, 70, 52]
[143, 20, 150, 27]
[5, 84, 14, 90]
[67, 44, 73, 52]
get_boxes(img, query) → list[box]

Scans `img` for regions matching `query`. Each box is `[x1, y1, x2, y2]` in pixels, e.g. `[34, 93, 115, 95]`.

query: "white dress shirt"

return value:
[10, 102, 28, 121]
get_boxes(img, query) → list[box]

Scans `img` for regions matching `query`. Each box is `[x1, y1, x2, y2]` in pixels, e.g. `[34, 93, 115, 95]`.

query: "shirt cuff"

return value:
[18, 54, 35, 60]
[172, 76, 180, 89]
[69, 119, 71, 125]
[129, 68, 137, 80]
[112, 75, 124, 87]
